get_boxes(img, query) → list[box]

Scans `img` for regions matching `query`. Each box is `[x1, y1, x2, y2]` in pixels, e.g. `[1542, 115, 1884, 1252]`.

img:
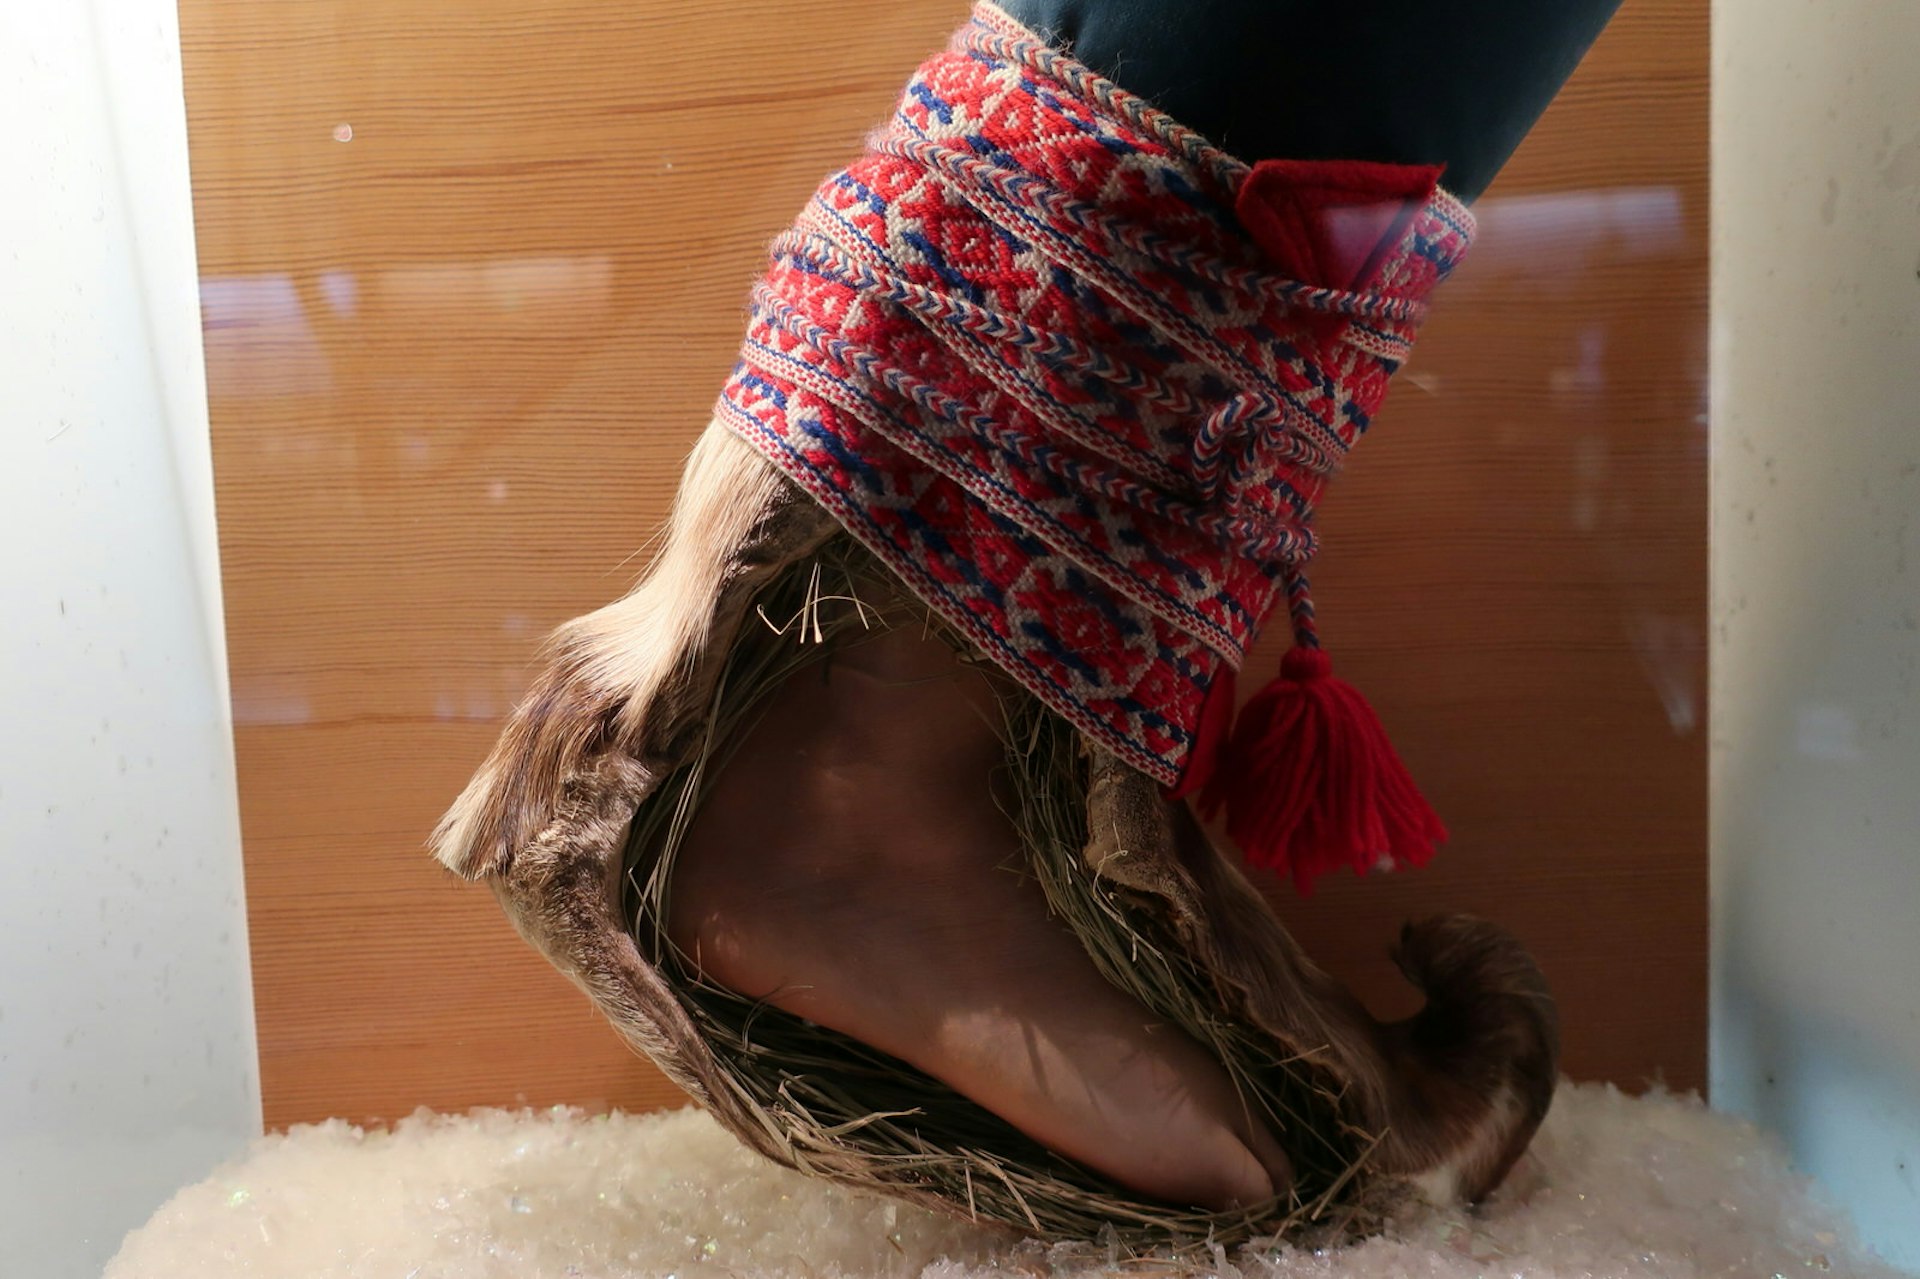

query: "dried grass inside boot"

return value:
[432, 432, 1558, 1249]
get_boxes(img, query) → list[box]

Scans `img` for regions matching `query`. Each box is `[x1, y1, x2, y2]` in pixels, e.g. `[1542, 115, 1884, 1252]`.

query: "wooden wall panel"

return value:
[180, 0, 1707, 1128]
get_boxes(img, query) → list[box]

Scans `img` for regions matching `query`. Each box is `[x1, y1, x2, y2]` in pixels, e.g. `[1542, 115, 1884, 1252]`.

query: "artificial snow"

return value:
[105, 1082, 1909, 1278]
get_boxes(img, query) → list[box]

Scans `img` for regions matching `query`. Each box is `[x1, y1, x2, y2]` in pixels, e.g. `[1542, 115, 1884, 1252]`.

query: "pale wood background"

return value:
[179, 0, 1707, 1129]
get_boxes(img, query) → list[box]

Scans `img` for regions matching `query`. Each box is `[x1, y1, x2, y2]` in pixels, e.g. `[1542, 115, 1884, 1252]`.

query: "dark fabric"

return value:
[994, 0, 1622, 202]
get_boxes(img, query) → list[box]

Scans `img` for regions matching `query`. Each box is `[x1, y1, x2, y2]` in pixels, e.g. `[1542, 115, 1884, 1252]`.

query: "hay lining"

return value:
[620, 541, 1377, 1249]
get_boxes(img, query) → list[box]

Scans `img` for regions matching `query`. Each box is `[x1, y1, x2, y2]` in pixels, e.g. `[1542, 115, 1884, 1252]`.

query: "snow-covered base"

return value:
[106, 1083, 1908, 1278]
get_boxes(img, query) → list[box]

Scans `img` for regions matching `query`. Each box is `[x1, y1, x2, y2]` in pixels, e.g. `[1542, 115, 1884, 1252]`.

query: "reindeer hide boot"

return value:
[432, 3, 1559, 1248]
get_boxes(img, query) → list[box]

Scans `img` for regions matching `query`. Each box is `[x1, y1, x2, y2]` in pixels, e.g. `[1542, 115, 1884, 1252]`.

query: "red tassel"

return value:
[1167, 663, 1238, 801]
[1196, 647, 1446, 894]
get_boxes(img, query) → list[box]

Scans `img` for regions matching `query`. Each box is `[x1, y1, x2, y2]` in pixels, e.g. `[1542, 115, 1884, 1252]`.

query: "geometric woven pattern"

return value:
[721, 2, 1473, 785]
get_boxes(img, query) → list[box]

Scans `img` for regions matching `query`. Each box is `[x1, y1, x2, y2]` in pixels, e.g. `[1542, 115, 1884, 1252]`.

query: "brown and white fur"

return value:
[431, 416, 1559, 1216]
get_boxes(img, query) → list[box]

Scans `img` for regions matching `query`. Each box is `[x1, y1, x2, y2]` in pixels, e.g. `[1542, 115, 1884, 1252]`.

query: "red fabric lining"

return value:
[1235, 159, 1445, 291]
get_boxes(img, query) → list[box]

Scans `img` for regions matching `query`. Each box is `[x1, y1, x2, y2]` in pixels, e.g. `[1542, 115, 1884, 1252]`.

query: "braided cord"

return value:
[733, 4, 1467, 676]
[745, 286, 1317, 566]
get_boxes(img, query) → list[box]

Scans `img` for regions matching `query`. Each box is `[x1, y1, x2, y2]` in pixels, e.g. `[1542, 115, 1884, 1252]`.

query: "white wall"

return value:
[1712, 0, 1920, 1270]
[0, 3, 262, 1276]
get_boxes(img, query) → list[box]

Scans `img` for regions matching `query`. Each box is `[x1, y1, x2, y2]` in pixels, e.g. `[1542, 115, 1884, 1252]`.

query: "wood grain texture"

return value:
[180, 0, 1706, 1129]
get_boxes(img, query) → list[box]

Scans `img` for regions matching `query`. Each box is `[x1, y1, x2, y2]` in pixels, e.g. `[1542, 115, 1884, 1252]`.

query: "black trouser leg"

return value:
[993, 0, 1622, 201]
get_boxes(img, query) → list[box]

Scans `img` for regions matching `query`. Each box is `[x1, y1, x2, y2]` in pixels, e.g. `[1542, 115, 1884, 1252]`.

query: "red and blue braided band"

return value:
[719, 1, 1473, 786]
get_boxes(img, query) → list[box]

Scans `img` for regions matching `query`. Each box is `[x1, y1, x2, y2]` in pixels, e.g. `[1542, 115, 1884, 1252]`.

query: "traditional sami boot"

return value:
[432, 3, 1558, 1247]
